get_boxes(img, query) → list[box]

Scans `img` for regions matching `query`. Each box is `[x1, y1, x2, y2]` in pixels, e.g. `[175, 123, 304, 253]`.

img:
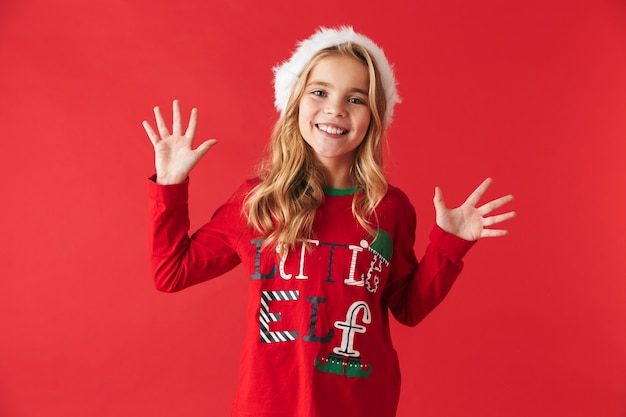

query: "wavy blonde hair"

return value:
[245, 42, 388, 251]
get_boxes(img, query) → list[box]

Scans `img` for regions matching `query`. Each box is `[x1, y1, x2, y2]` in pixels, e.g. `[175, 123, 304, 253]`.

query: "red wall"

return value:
[1, 0, 625, 416]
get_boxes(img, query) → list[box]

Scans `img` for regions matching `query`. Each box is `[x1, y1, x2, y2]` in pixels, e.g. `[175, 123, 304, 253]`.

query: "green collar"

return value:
[323, 187, 356, 196]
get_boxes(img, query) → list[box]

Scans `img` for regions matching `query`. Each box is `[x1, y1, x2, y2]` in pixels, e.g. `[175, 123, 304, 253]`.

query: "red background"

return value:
[1, 0, 625, 416]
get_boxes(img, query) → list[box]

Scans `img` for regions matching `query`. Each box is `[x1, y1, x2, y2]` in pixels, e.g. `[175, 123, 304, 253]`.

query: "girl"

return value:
[143, 26, 515, 417]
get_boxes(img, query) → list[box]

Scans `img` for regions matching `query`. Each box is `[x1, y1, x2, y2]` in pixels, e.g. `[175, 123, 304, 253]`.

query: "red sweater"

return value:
[148, 178, 475, 417]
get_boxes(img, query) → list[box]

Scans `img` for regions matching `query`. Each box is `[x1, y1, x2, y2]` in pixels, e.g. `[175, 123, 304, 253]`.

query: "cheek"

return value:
[297, 108, 311, 141]
[298, 101, 315, 130]
[297, 108, 307, 131]
[358, 112, 372, 133]
[298, 98, 312, 118]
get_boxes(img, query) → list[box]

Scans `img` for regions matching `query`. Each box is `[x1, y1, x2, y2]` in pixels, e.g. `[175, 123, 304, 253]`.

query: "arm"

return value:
[144, 100, 240, 292]
[148, 178, 243, 292]
[384, 178, 515, 326]
[383, 224, 474, 327]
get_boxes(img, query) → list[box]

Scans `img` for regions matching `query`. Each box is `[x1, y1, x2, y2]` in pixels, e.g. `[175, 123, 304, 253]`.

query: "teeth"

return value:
[318, 124, 347, 135]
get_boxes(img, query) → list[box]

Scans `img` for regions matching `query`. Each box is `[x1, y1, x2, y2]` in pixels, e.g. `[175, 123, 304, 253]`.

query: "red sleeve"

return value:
[383, 213, 476, 327]
[147, 176, 246, 292]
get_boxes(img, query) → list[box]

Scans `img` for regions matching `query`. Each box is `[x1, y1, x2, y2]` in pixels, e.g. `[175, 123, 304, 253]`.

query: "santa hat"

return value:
[273, 26, 401, 128]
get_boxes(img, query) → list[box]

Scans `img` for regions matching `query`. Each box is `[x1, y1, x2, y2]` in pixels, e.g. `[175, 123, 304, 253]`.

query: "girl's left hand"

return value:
[433, 178, 516, 241]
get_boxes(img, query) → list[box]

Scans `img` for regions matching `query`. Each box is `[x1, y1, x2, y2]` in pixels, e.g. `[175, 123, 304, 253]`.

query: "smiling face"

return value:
[298, 54, 372, 181]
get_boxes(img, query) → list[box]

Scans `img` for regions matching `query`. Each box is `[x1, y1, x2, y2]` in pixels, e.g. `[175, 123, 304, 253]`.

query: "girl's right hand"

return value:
[142, 100, 217, 185]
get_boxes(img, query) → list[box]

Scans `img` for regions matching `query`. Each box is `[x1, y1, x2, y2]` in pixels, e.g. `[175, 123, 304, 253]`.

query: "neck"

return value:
[318, 156, 355, 189]
[322, 166, 353, 189]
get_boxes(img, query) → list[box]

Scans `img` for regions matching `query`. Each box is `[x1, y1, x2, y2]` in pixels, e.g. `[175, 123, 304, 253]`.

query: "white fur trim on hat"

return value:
[273, 26, 401, 128]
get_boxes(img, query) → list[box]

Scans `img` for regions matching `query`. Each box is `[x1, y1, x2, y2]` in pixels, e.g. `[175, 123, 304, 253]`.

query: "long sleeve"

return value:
[147, 177, 245, 292]
[382, 199, 475, 326]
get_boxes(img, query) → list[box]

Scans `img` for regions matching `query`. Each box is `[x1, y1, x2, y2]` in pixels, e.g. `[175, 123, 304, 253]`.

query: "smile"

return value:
[317, 124, 348, 136]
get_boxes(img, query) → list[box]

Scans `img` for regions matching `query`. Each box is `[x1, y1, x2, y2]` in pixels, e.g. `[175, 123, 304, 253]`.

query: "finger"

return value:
[172, 99, 182, 136]
[185, 107, 198, 138]
[482, 211, 517, 227]
[478, 194, 514, 216]
[153, 106, 170, 138]
[142, 120, 160, 147]
[433, 186, 446, 213]
[464, 177, 493, 207]
[480, 228, 509, 238]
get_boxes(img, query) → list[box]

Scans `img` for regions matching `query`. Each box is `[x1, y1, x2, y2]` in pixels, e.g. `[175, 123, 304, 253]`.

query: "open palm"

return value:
[434, 178, 516, 241]
[142, 100, 217, 185]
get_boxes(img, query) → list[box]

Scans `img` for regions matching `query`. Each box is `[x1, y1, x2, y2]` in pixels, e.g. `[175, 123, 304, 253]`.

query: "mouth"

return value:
[316, 123, 348, 136]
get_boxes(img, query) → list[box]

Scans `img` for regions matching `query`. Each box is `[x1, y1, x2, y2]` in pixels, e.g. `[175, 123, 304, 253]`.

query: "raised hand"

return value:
[433, 178, 516, 241]
[142, 100, 217, 185]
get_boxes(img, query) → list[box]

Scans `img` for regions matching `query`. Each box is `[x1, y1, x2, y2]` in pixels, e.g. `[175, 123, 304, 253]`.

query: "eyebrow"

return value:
[306, 81, 369, 96]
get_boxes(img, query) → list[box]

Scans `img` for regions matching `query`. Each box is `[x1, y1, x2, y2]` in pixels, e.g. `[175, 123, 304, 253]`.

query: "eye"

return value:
[312, 90, 326, 97]
[348, 97, 367, 105]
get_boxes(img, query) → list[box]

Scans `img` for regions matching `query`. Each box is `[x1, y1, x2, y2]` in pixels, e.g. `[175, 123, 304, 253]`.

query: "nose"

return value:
[324, 97, 346, 117]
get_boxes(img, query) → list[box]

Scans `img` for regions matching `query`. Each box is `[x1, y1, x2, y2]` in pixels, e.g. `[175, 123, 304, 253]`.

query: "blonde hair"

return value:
[245, 42, 388, 251]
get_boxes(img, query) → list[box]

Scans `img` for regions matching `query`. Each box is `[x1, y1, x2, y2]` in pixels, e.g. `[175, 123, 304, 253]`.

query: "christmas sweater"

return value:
[148, 177, 475, 417]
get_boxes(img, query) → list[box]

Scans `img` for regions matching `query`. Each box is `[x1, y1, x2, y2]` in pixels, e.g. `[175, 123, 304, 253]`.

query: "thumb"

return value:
[433, 187, 446, 211]
[433, 186, 446, 214]
[195, 139, 218, 157]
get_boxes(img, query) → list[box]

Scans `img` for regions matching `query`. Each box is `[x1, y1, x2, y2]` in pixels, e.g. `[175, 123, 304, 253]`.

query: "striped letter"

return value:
[259, 290, 299, 343]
